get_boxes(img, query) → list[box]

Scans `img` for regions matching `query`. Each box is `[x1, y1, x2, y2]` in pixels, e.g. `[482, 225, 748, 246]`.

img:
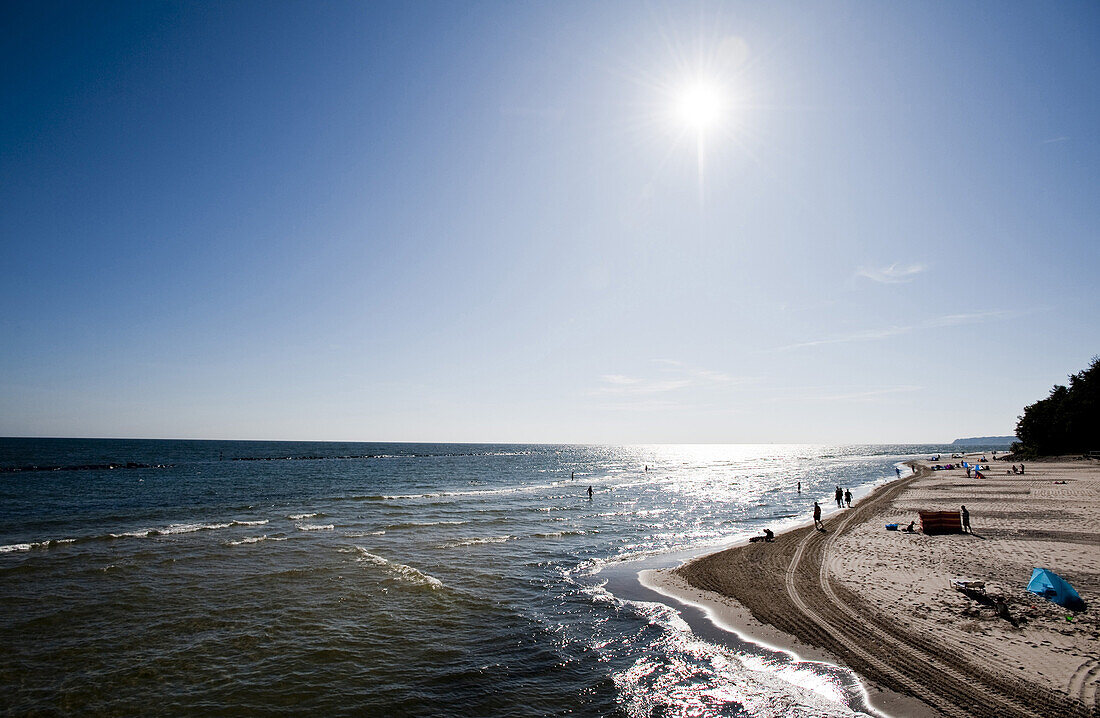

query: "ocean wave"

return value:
[611, 598, 865, 718]
[295, 523, 335, 531]
[352, 547, 444, 590]
[225, 535, 287, 546]
[109, 519, 268, 538]
[344, 530, 386, 537]
[534, 529, 590, 538]
[384, 519, 467, 530]
[345, 479, 597, 503]
[0, 538, 77, 553]
[288, 512, 324, 520]
[0, 461, 171, 474]
[229, 449, 531, 463]
[438, 535, 515, 548]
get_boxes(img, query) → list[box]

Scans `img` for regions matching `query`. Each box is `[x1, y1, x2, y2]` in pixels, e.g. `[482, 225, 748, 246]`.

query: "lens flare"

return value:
[674, 80, 726, 131]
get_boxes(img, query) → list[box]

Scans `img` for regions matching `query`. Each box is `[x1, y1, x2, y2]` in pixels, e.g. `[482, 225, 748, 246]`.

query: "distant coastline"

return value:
[950, 435, 1017, 447]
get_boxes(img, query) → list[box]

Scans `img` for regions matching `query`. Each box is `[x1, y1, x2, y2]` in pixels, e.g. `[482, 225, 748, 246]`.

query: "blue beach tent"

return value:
[1027, 568, 1086, 610]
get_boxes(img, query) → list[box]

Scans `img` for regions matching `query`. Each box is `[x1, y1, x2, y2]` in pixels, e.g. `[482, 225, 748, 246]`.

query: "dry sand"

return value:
[649, 457, 1100, 718]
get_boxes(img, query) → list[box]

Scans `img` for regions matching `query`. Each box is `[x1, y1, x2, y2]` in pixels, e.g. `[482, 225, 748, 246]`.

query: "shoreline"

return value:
[642, 464, 933, 718]
[645, 457, 1099, 718]
[639, 567, 935, 718]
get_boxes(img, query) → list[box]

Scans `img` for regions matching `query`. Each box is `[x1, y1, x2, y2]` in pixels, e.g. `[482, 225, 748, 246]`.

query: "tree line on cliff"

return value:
[1012, 356, 1099, 457]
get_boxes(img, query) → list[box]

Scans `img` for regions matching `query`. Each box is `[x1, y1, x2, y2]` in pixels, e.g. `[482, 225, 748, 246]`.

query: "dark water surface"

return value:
[0, 439, 950, 717]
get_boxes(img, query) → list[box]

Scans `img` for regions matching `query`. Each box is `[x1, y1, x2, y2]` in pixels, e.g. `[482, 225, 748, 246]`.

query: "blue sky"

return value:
[2, 1, 1097, 442]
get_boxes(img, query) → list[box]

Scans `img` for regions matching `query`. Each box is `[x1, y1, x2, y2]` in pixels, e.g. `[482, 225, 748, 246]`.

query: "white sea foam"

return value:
[288, 512, 323, 520]
[344, 530, 385, 537]
[296, 523, 335, 531]
[534, 529, 589, 538]
[353, 547, 444, 589]
[369, 478, 604, 502]
[107, 519, 268, 539]
[0, 538, 77, 553]
[439, 535, 515, 548]
[611, 597, 864, 718]
[385, 519, 467, 530]
[225, 535, 287, 546]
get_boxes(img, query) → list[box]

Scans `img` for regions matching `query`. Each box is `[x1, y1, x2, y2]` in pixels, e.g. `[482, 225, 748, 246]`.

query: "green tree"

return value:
[1013, 357, 1100, 456]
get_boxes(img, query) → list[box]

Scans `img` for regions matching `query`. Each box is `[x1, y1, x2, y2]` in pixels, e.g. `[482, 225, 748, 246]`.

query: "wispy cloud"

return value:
[856, 262, 927, 284]
[594, 377, 692, 395]
[773, 326, 912, 351]
[599, 374, 640, 386]
[592, 398, 684, 412]
[816, 385, 922, 401]
[925, 310, 1012, 328]
[770, 310, 1013, 352]
[1042, 136, 1069, 144]
[772, 385, 922, 403]
[591, 361, 752, 398]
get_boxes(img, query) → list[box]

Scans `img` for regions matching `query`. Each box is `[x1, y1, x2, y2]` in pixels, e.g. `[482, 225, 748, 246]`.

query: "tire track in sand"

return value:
[678, 469, 1096, 718]
[1068, 657, 1100, 711]
[784, 477, 969, 717]
[785, 469, 1094, 718]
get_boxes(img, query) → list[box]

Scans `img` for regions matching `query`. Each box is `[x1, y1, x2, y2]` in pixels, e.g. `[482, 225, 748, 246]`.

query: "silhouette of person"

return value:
[961, 505, 971, 533]
[571, 471, 574, 480]
[895, 467, 901, 478]
[797, 481, 801, 494]
[844, 489, 852, 508]
[813, 502, 824, 530]
[587, 486, 593, 499]
[835, 486, 843, 508]
[763, 528, 774, 542]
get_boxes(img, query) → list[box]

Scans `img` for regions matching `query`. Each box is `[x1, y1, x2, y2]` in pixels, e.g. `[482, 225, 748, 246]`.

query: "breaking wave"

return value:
[438, 535, 515, 548]
[225, 535, 287, 546]
[0, 538, 77, 553]
[352, 547, 444, 590]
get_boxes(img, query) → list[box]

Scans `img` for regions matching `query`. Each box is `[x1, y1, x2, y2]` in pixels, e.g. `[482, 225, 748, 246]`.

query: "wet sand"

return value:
[649, 458, 1100, 718]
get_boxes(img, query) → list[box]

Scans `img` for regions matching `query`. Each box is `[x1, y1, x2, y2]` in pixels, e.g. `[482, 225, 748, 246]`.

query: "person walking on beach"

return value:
[895, 467, 901, 478]
[587, 486, 593, 499]
[797, 481, 801, 494]
[844, 489, 852, 508]
[960, 505, 971, 533]
[813, 502, 824, 530]
[835, 486, 843, 508]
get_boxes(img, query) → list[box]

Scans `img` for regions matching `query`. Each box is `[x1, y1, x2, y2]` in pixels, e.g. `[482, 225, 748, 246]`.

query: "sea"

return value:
[0, 439, 954, 717]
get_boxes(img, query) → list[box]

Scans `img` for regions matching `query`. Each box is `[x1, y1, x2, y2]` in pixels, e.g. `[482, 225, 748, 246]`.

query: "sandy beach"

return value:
[648, 457, 1100, 718]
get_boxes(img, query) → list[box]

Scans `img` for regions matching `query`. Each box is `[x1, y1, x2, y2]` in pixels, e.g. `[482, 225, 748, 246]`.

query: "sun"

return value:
[674, 80, 726, 132]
